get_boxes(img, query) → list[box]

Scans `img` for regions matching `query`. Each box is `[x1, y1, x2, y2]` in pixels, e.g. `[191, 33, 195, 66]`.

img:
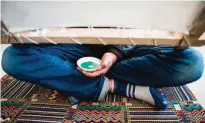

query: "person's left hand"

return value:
[77, 52, 118, 78]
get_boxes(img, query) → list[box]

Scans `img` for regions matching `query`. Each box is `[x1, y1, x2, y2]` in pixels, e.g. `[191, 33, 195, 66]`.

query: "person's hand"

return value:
[77, 52, 118, 78]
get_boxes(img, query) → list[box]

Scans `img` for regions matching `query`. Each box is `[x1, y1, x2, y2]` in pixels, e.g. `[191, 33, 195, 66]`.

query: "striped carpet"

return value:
[1, 74, 205, 123]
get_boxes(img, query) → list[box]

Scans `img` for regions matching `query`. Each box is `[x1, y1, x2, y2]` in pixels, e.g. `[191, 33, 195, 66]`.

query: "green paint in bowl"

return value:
[80, 61, 98, 69]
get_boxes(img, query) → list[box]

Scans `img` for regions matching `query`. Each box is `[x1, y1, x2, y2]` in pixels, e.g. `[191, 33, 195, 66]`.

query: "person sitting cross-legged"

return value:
[2, 44, 204, 110]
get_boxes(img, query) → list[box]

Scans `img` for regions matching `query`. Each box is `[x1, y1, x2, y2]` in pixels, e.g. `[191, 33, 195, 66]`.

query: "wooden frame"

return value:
[8, 28, 184, 46]
[1, 25, 187, 46]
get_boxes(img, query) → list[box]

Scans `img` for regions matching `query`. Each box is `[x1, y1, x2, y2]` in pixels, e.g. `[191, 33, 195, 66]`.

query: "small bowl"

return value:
[77, 57, 101, 72]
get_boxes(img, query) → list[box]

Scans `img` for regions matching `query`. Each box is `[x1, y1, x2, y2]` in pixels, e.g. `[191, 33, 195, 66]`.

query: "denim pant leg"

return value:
[109, 46, 204, 87]
[1, 44, 109, 101]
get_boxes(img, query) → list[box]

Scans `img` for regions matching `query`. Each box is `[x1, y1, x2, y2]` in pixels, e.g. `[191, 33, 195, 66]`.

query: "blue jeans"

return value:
[2, 44, 204, 101]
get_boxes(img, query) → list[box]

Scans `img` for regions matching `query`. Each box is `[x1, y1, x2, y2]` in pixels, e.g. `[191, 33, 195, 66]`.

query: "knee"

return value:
[2, 46, 18, 75]
[175, 48, 204, 85]
[188, 48, 204, 81]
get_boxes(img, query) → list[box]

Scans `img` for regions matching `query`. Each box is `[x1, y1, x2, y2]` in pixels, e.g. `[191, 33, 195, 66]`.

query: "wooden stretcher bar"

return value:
[1, 25, 204, 47]
[1, 27, 188, 46]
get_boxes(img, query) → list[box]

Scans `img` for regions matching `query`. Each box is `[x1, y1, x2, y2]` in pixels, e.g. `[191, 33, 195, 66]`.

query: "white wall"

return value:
[2, 1, 204, 33]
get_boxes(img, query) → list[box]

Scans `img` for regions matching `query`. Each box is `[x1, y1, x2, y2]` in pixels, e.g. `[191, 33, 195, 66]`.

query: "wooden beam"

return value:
[5, 28, 187, 46]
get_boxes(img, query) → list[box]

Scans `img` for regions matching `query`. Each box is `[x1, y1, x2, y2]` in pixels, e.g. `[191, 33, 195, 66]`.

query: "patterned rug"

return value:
[1, 74, 205, 123]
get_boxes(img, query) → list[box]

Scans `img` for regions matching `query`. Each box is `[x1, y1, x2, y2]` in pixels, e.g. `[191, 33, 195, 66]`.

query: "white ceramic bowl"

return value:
[77, 57, 101, 72]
